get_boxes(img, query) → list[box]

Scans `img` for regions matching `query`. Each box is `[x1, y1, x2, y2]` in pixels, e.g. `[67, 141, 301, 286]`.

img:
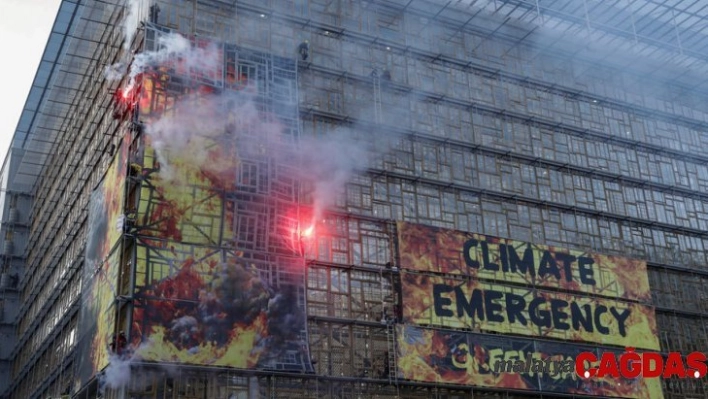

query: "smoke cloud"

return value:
[104, 62, 125, 81]
[100, 351, 181, 393]
[145, 88, 381, 226]
[123, 0, 142, 51]
[105, 5, 399, 228]
[106, 31, 222, 96]
[101, 354, 132, 390]
[132, 30, 390, 228]
[126, 33, 221, 86]
[299, 130, 373, 222]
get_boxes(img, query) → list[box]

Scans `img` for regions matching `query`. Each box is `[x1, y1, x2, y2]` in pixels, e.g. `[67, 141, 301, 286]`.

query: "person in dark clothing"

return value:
[109, 331, 128, 355]
[149, 4, 160, 23]
[298, 41, 310, 61]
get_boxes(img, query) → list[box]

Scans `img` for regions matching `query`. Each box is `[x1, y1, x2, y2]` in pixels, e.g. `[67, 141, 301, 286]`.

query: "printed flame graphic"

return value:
[397, 326, 531, 389]
[123, 70, 311, 373]
[397, 326, 663, 399]
[136, 312, 268, 367]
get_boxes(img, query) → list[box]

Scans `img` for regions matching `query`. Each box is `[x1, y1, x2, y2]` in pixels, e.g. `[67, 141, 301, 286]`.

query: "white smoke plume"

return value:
[104, 63, 125, 81]
[144, 90, 378, 221]
[144, 89, 263, 181]
[108, 11, 378, 219]
[123, 0, 142, 51]
[100, 351, 181, 393]
[101, 354, 132, 390]
[123, 28, 385, 224]
[299, 131, 373, 222]
[106, 31, 221, 97]
[130, 33, 221, 91]
[125, 33, 190, 84]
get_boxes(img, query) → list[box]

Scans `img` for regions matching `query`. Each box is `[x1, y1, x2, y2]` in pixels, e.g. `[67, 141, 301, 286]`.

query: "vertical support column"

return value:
[385, 323, 397, 385]
[534, 0, 543, 23]
[629, 1, 639, 45]
[582, 0, 592, 31]
[248, 376, 259, 399]
[671, 8, 683, 55]
[373, 69, 382, 124]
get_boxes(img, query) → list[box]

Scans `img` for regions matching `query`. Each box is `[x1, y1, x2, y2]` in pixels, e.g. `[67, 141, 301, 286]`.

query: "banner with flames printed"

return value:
[130, 243, 311, 370]
[397, 222, 651, 302]
[126, 119, 313, 372]
[77, 134, 130, 386]
[401, 272, 660, 350]
[397, 325, 664, 399]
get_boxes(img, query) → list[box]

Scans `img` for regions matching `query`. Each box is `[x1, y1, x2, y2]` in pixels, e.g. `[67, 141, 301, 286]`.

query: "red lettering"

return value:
[663, 353, 687, 378]
[575, 352, 597, 378]
[642, 352, 663, 378]
[597, 352, 620, 378]
[686, 352, 707, 379]
[578, 350, 705, 380]
[619, 348, 641, 379]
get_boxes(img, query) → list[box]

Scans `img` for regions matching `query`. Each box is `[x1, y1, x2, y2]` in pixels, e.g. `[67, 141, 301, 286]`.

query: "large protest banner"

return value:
[128, 135, 314, 372]
[76, 134, 130, 386]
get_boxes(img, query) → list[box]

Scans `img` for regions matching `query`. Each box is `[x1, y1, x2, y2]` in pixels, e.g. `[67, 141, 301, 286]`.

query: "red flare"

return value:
[301, 225, 314, 238]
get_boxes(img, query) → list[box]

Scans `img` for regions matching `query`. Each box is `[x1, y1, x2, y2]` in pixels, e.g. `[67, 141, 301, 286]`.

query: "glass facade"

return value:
[2, 0, 707, 398]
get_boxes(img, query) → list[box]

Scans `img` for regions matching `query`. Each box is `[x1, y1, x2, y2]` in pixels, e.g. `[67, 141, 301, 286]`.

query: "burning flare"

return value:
[301, 225, 314, 238]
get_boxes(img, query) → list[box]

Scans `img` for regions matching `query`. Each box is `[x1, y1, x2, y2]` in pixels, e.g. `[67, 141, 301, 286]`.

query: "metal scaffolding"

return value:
[2, 0, 708, 398]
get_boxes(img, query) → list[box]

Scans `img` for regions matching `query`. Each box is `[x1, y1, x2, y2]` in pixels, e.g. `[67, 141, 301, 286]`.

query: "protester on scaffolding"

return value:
[298, 40, 310, 61]
[110, 331, 128, 356]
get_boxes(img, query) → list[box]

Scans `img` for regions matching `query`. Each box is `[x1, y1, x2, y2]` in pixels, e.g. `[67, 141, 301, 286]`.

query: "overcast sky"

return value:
[0, 0, 62, 165]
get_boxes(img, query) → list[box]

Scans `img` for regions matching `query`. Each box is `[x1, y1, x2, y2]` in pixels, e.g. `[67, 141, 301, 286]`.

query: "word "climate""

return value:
[463, 239, 597, 285]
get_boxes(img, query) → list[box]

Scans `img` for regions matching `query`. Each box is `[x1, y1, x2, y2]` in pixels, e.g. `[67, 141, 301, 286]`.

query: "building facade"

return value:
[1, 0, 707, 398]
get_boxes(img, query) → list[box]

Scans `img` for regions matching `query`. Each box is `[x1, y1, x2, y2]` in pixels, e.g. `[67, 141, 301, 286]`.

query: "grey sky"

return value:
[0, 0, 62, 164]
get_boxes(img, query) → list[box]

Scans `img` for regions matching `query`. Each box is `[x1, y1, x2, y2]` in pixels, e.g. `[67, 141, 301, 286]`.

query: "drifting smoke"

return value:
[147, 94, 227, 180]
[131, 30, 384, 224]
[123, 0, 141, 51]
[146, 88, 378, 225]
[104, 63, 125, 81]
[101, 354, 132, 390]
[103, 11, 390, 226]
[299, 131, 373, 222]
[100, 352, 181, 393]
[126, 33, 211, 87]
[106, 31, 221, 96]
